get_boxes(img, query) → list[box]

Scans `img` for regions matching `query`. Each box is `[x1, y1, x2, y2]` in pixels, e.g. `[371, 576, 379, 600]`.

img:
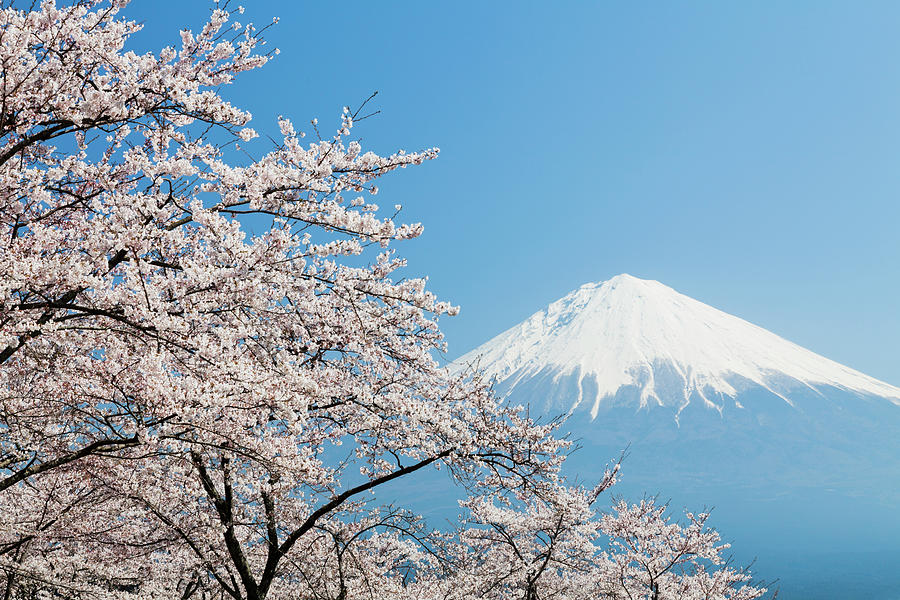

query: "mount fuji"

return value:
[457, 273, 900, 419]
[454, 274, 900, 599]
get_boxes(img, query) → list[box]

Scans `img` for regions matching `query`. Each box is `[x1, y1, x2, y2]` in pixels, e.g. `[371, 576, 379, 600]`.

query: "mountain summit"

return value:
[456, 274, 900, 420]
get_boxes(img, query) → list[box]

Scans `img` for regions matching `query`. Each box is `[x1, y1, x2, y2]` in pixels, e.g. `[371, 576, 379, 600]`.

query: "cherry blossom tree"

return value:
[0, 1, 565, 597]
[428, 459, 766, 600]
[0, 2, 770, 599]
[439, 463, 620, 600]
[594, 499, 766, 600]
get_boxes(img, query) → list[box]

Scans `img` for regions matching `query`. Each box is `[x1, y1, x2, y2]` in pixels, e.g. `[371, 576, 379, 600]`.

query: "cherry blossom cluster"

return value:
[406, 460, 765, 600]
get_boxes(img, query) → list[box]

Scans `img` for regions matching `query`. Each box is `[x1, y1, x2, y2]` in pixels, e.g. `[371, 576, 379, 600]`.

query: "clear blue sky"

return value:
[128, 1, 900, 385]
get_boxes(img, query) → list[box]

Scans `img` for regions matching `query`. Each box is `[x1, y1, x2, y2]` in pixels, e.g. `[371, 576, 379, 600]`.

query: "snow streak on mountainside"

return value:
[455, 274, 900, 418]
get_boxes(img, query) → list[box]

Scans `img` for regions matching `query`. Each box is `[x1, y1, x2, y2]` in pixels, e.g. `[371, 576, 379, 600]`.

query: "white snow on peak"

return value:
[455, 274, 900, 417]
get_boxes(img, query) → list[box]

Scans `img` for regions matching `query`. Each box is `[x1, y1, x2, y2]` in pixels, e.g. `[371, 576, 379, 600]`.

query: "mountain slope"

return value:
[456, 274, 900, 420]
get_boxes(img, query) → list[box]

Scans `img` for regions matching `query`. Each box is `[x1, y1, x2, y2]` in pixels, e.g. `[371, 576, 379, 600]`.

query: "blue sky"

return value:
[129, 1, 900, 384]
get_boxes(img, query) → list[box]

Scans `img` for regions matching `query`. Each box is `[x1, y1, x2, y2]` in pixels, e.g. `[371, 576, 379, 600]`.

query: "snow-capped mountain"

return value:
[454, 272, 900, 522]
[450, 275, 900, 599]
[453, 274, 900, 599]
[456, 273, 900, 421]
